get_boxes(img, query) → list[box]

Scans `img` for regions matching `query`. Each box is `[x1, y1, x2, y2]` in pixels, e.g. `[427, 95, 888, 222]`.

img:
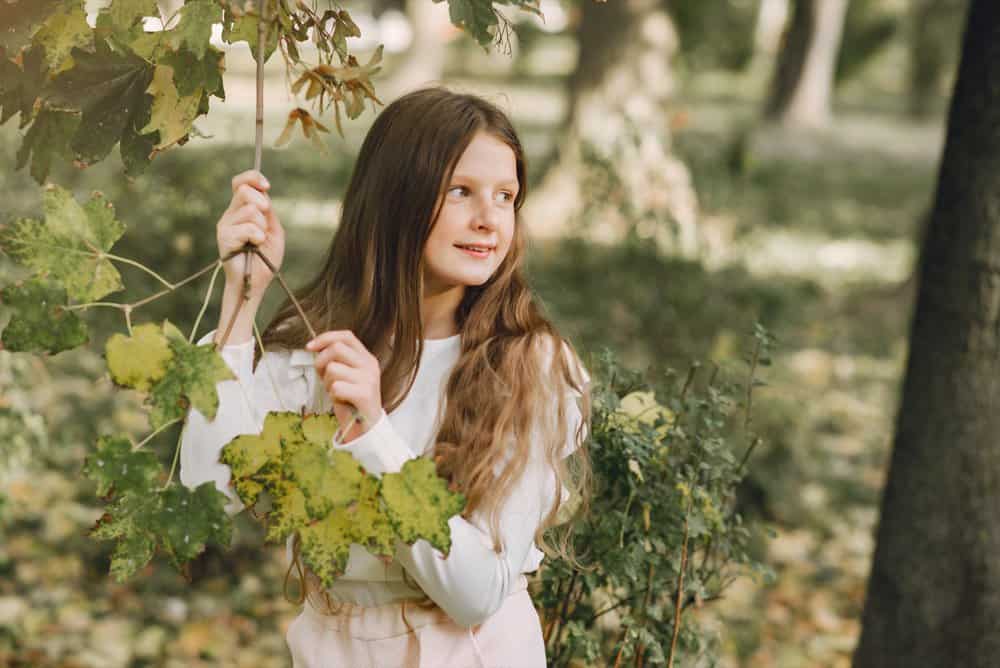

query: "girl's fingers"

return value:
[231, 222, 266, 245]
[313, 342, 366, 373]
[321, 361, 363, 383]
[223, 204, 266, 231]
[231, 170, 270, 193]
[306, 330, 366, 355]
[231, 183, 270, 213]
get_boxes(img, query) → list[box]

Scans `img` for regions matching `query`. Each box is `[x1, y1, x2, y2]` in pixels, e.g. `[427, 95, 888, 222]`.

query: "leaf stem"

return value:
[104, 252, 174, 290]
[132, 416, 183, 452]
[161, 423, 187, 491]
[190, 260, 224, 343]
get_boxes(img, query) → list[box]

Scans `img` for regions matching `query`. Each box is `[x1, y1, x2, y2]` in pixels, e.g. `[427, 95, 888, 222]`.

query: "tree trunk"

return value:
[853, 2, 1000, 666]
[522, 0, 700, 258]
[764, 0, 848, 127]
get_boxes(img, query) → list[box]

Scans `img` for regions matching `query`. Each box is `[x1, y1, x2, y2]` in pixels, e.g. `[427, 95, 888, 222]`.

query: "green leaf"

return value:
[221, 6, 278, 64]
[31, 0, 92, 74]
[44, 37, 155, 167]
[0, 0, 63, 56]
[380, 457, 466, 555]
[83, 435, 160, 498]
[14, 106, 80, 183]
[95, 0, 159, 43]
[152, 482, 232, 568]
[145, 320, 235, 429]
[0, 185, 125, 301]
[0, 280, 88, 354]
[157, 45, 225, 99]
[139, 63, 203, 151]
[0, 44, 46, 128]
[90, 482, 232, 580]
[162, 0, 220, 60]
[105, 322, 174, 392]
[89, 491, 160, 581]
[441, 0, 498, 49]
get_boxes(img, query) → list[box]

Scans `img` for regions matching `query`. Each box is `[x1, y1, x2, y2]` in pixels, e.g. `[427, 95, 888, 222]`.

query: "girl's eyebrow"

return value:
[451, 173, 519, 187]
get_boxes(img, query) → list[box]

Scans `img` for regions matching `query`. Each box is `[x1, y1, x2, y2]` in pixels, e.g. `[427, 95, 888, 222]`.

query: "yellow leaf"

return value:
[140, 64, 203, 150]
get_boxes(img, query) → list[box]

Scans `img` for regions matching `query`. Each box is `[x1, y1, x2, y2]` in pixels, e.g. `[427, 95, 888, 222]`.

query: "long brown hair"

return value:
[257, 86, 593, 615]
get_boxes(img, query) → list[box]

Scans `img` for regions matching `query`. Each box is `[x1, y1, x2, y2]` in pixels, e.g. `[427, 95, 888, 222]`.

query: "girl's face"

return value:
[423, 131, 518, 296]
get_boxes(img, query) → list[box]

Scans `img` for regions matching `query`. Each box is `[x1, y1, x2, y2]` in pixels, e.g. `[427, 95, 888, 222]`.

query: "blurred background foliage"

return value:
[0, 0, 968, 665]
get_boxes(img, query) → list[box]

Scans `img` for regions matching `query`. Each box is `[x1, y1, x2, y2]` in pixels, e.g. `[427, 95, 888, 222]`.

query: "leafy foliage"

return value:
[83, 435, 160, 498]
[537, 332, 777, 666]
[221, 411, 467, 588]
[90, 480, 233, 581]
[105, 320, 235, 429]
[0, 184, 125, 302]
[0, 280, 88, 354]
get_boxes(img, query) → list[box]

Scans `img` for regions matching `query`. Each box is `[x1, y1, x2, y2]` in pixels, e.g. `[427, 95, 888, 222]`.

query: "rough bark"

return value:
[853, 2, 1000, 666]
[764, 0, 848, 127]
[522, 0, 700, 257]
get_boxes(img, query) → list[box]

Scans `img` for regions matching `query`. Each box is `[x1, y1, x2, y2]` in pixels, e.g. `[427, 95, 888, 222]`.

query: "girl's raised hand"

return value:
[306, 331, 384, 442]
[217, 169, 286, 297]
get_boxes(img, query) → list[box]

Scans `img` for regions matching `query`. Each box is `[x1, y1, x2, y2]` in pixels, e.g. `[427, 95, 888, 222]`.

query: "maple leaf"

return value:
[0, 185, 125, 302]
[145, 321, 236, 429]
[161, 0, 220, 60]
[0, 280, 88, 354]
[43, 38, 156, 169]
[221, 4, 279, 64]
[13, 106, 80, 183]
[32, 0, 92, 75]
[0, 44, 46, 129]
[83, 435, 160, 498]
[94, 0, 159, 44]
[152, 482, 233, 568]
[381, 457, 466, 556]
[0, 0, 63, 57]
[220, 411, 299, 508]
[105, 322, 174, 392]
[140, 63, 204, 151]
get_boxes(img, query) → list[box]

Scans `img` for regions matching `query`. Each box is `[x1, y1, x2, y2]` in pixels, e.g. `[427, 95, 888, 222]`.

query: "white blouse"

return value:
[179, 328, 589, 627]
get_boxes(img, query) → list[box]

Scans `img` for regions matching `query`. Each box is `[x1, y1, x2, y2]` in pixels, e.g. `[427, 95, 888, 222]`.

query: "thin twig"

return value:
[250, 247, 317, 339]
[667, 497, 693, 668]
[745, 336, 761, 431]
[189, 260, 224, 342]
[105, 252, 175, 290]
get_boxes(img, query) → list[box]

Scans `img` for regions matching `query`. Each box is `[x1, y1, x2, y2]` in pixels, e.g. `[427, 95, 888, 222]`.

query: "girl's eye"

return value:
[496, 191, 514, 203]
[448, 186, 468, 196]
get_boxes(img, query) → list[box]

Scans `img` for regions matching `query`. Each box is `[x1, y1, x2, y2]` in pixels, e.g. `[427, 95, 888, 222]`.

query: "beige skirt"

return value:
[286, 575, 546, 668]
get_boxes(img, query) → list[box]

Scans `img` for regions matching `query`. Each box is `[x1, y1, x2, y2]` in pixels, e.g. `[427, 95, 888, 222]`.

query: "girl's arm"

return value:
[337, 344, 589, 628]
[178, 328, 312, 516]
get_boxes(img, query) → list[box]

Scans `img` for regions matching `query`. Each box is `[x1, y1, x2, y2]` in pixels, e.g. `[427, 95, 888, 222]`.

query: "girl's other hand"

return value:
[306, 331, 384, 443]
[217, 169, 286, 297]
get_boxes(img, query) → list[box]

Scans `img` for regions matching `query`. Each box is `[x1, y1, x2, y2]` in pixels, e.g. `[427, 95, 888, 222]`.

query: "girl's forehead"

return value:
[452, 133, 518, 183]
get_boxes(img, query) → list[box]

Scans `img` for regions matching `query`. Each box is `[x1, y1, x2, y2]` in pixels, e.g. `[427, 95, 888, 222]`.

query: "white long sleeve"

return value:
[178, 328, 589, 626]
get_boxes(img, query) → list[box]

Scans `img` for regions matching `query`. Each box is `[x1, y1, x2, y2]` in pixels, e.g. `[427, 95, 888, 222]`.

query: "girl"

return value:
[180, 86, 592, 667]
